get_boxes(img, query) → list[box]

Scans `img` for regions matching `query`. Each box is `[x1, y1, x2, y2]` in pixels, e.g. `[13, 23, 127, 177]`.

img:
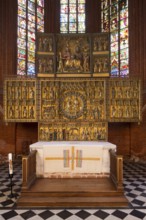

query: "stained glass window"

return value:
[17, 0, 44, 76]
[60, 0, 85, 33]
[101, 0, 129, 77]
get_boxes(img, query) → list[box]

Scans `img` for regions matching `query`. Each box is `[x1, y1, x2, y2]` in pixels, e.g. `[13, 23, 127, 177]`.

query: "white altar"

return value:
[30, 141, 116, 178]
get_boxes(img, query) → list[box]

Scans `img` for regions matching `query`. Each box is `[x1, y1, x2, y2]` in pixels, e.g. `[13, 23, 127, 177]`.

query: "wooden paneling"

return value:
[16, 123, 38, 155]
[0, 0, 17, 156]
[128, 0, 146, 157]
[0, 123, 16, 155]
[108, 123, 131, 155]
[130, 122, 146, 158]
[0, 0, 17, 90]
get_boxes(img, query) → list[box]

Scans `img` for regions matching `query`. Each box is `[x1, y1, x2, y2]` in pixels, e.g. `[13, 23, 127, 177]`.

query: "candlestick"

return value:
[8, 153, 13, 175]
[8, 153, 14, 197]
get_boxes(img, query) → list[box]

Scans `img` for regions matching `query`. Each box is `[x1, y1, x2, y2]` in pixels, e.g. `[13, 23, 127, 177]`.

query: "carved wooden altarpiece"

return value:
[4, 77, 141, 141]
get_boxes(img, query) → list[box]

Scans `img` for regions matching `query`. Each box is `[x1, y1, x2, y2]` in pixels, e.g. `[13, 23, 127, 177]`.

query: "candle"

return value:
[8, 153, 13, 175]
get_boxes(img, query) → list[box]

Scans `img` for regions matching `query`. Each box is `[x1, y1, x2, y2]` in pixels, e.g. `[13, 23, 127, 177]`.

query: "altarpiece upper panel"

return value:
[36, 33, 110, 78]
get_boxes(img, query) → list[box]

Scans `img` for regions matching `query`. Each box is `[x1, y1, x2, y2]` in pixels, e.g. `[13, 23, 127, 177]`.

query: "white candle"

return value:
[8, 153, 13, 175]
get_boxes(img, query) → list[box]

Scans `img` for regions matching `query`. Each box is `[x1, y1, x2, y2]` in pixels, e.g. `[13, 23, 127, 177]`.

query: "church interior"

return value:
[0, 0, 146, 219]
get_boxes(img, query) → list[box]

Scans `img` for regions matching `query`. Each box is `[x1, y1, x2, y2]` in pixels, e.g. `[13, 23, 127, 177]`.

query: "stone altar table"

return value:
[30, 141, 116, 178]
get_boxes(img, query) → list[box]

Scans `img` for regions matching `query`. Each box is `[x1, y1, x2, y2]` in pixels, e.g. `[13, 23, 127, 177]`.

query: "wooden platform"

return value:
[17, 178, 129, 208]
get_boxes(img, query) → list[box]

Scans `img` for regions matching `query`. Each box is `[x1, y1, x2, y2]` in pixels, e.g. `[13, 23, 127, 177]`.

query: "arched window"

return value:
[60, 0, 86, 33]
[17, 0, 44, 76]
[101, 0, 129, 77]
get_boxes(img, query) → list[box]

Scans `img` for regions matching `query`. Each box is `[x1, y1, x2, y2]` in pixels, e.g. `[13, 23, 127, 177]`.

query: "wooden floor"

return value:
[17, 178, 129, 208]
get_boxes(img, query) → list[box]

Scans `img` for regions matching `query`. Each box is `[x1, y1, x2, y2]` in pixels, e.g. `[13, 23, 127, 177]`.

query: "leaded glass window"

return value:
[60, 0, 86, 33]
[101, 0, 129, 77]
[17, 0, 44, 76]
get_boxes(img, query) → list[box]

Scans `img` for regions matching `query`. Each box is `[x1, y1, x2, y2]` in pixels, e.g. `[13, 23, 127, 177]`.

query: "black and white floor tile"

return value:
[0, 159, 146, 219]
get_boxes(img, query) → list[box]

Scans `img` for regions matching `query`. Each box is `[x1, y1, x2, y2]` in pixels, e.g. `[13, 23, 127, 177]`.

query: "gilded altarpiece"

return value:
[36, 33, 55, 77]
[4, 77, 141, 141]
[92, 33, 110, 77]
[108, 79, 142, 122]
[36, 33, 110, 78]
[38, 79, 107, 141]
[4, 78, 38, 122]
[56, 34, 91, 77]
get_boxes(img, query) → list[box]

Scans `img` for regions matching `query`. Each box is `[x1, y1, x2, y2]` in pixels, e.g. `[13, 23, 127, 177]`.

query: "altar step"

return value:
[17, 178, 129, 208]
[17, 196, 129, 208]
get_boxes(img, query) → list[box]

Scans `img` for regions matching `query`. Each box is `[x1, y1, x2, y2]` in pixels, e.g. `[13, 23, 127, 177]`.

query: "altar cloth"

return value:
[30, 141, 116, 178]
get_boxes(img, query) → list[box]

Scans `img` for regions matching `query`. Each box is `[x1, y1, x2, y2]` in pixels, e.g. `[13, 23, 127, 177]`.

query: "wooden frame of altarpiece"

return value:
[4, 77, 142, 142]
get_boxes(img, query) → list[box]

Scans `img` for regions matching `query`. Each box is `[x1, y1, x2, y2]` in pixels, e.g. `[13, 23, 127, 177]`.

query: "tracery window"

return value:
[101, 0, 129, 77]
[17, 0, 44, 76]
[60, 0, 86, 33]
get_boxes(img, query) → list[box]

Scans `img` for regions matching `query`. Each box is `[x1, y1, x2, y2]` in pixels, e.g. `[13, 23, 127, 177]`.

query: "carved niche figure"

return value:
[57, 40, 85, 73]
[94, 58, 103, 73]
[29, 87, 35, 99]
[9, 106, 14, 118]
[46, 58, 53, 72]
[29, 106, 35, 118]
[83, 46, 90, 72]
[15, 107, 20, 119]
[22, 87, 28, 99]
[58, 52, 64, 72]
[23, 106, 27, 118]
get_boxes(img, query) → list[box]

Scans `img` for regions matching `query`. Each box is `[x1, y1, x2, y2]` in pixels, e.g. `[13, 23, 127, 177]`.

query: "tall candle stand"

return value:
[8, 173, 14, 198]
[8, 153, 14, 198]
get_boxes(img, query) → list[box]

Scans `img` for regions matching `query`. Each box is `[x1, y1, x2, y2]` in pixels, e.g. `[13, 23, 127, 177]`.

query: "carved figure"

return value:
[29, 106, 34, 118]
[47, 58, 53, 72]
[94, 58, 103, 72]
[94, 39, 98, 51]
[73, 45, 83, 71]
[29, 88, 35, 99]
[15, 107, 20, 118]
[103, 58, 108, 72]
[9, 107, 14, 118]
[103, 39, 108, 51]
[83, 47, 89, 72]
[58, 52, 64, 72]
[62, 43, 71, 70]
[48, 38, 53, 52]
[38, 37, 43, 51]
[22, 87, 27, 99]
[97, 38, 103, 51]
[43, 37, 49, 51]
[23, 106, 27, 118]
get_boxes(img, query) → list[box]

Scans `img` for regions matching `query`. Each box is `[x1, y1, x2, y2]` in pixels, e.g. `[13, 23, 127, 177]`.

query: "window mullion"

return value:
[76, 0, 78, 33]
[26, 0, 29, 75]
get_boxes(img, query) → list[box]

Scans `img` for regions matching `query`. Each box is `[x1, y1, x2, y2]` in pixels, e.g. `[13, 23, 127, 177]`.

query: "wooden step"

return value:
[17, 196, 129, 208]
[20, 191, 124, 197]
[17, 178, 129, 208]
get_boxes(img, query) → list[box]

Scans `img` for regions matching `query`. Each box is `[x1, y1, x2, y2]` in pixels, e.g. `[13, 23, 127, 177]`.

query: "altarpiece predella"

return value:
[4, 33, 142, 142]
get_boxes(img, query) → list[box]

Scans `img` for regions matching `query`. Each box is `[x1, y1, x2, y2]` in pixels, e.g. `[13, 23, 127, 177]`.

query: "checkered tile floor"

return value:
[0, 160, 146, 219]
